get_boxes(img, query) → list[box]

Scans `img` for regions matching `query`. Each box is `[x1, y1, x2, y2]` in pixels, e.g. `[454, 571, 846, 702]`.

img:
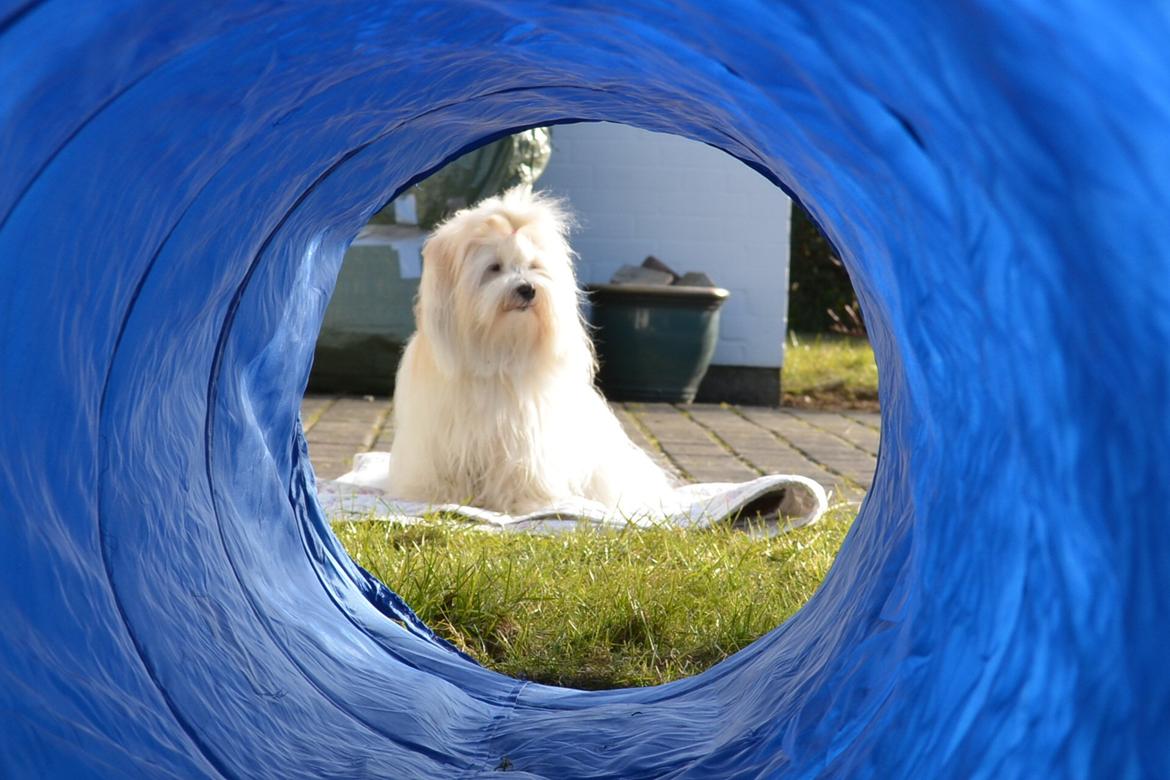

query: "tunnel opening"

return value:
[298, 122, 882, 690]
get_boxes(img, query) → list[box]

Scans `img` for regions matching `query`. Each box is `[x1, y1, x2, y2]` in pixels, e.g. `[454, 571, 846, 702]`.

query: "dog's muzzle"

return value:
[509, 282, 536, 310]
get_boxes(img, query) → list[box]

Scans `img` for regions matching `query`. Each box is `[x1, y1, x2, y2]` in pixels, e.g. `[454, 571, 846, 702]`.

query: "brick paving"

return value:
[302, 395, 879, 503]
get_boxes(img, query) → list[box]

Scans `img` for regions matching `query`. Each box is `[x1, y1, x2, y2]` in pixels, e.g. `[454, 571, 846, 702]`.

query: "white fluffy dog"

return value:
[385, 187, 674, 515]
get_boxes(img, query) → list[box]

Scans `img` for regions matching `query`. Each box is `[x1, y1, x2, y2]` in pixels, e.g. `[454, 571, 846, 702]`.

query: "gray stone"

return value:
[640, 255, 680, 281]
[610, 264, 674, 286]
[674, 271, 716, 288]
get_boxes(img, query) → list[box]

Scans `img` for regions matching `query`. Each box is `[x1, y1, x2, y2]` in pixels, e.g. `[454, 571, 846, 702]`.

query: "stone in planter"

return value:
[610, 264, 675, 286]
[675, 271, 716, 288]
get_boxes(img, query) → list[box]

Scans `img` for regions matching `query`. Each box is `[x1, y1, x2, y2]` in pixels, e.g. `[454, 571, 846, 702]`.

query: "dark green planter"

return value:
[586, 283, 730, 403]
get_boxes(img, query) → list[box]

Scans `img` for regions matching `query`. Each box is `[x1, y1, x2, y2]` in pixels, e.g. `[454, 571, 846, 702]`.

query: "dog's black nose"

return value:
[516, 283, 536, 302]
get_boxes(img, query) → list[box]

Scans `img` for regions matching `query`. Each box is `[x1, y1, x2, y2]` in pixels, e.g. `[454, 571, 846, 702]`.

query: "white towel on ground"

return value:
[318, 451, 828, 535]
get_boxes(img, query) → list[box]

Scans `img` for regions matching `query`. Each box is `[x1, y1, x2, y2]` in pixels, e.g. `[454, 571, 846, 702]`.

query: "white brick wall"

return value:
[537, 122, 791, 368]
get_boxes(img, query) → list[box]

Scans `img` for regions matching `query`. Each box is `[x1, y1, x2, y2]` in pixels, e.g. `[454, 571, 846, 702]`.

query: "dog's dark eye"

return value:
[487, 262, 502, 273]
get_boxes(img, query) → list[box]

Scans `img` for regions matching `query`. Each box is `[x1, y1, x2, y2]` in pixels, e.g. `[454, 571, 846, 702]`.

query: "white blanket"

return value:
[319, 452, 828, 534]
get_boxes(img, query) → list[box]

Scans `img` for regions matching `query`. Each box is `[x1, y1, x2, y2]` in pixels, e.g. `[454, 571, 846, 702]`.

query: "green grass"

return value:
[334, 505, 855, 689]
[782, 332, 878, 409]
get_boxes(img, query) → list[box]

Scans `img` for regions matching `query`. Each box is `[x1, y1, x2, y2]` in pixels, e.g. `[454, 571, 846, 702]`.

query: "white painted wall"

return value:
[537, 122, 791, 368]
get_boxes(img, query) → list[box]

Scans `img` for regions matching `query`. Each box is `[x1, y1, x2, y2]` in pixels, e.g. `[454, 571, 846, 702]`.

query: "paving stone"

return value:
[307, 420, 380, 447]
[804, 451, 874, 485]
[737, 451, 838, 491]
[640, 427, 703, 446]
[678, 467, 758, 484]
[783, 409, 880, 456]
[304, 440, 355, 457]
[829, 466, 874, 489]
[306, 397, 390, 448]
[684, 406, 752, 424]
[629, 404, 686, 418]
[304, 442, 356, 478]
[660, 441, 728, 457]
[611, 407, 686, 477]
[299, 396, 332, 423]
[301, 393, 880, 498]
[672, 453, 755, 474]
[317, 398, 389, 428]
[687, 468, 761, 483]
[310, 462, 352, 480]
[830, 485, 868, 505]
[737, 447, 819, 474]
[300, 396, 338, 433]
[627, 408, 710, 448]
[670, 451, 744, 466]
[612, 406, 659, 452]
[841, 410, 881, 430]
[685, 408, 787, 457]
[737, 408, 876, 491]
[329, 396, 392, 413]
[708, 438, 777, 454]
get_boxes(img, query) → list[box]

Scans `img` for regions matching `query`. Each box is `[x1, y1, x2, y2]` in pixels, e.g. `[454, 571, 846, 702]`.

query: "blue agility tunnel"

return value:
[2, 2, 1168, 777]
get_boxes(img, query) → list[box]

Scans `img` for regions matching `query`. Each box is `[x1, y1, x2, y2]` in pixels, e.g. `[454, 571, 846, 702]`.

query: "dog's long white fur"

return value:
[384, 187, 674, 514]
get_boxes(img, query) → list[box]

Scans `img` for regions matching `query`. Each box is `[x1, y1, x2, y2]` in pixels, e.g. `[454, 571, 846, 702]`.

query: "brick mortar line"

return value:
[620, 404, 692, 482]
[361, 401, 394, 452]
[673, 405, 765, 476]
[300, 395, 339, 434]
[841, 410, 881, 433]
[779, 409, 878, 458]
[727, 405, 864, 491]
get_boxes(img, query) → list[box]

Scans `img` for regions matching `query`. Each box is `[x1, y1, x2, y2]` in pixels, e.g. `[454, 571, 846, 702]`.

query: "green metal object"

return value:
[369, 127, 553, 229]
[586, 283, 730, 403]
[308, 228, 421, 395]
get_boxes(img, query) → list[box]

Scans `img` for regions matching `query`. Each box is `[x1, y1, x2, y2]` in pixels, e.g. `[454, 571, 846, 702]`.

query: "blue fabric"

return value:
[2, 2, 1168, 777]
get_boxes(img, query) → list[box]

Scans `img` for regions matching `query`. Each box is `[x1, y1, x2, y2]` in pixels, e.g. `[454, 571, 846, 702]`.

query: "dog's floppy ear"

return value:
[416, 222, 464, 374]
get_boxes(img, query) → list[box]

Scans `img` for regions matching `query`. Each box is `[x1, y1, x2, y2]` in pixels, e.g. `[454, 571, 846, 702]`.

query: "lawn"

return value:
[331, 334, 871, 689]
[782, 332, 878, 410]
[334, 504, 855, 690]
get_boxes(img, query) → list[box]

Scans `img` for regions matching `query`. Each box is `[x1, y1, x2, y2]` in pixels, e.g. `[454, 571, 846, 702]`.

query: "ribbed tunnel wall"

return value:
[2, 2, 1168, 777]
